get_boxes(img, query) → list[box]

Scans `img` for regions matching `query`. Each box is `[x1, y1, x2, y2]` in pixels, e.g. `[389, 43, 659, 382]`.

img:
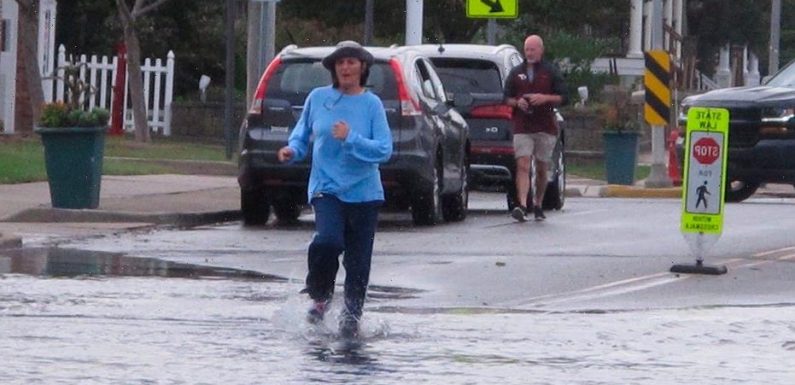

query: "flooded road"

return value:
[1, 248, 793, 384]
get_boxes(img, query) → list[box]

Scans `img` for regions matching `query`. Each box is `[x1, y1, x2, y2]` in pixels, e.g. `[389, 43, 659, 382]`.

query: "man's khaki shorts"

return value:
[513, 132, 556, 162]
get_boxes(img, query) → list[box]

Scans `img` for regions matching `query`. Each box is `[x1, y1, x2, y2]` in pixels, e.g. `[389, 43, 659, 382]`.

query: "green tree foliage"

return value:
[686, 0, 768, 75]
[56, 0, 777, 101]
[277, 0, 483, 46]
[779, 0, 795, 70]
[56, 0, 233, 98]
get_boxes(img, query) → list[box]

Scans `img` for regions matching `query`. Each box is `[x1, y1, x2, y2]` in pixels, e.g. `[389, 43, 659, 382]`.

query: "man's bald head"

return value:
[524, 35, 544, 64]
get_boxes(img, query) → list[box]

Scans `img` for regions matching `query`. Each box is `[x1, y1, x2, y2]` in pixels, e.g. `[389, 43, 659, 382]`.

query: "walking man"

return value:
[504, 34, 568, 221]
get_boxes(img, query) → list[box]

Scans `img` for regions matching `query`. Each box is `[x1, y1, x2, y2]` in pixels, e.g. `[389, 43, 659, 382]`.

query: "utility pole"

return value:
[487, 19, 496, 44]
[405, 0, 423, 45]
[769, 0, 781, 75]
[644, 0, 673, 188]
[246, 1, 262, 108]
[247, 0, 278, 107]
[262, 1, 276, 66]
[224, 0, 236, 160]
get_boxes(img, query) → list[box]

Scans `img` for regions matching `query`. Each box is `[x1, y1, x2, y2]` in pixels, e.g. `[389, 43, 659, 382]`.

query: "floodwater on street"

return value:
[1, 248, 793, 385]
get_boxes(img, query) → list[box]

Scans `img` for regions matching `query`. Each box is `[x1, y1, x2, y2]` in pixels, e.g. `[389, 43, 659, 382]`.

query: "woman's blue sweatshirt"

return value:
[287, 86, 393, 203]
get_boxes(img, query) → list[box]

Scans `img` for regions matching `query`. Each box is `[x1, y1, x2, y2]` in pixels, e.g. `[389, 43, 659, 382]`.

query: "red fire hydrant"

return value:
[109, 42, 127, 136]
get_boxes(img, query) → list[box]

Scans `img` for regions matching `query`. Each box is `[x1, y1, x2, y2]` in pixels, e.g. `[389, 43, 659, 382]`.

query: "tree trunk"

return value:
[15, 0, 44, 133]
[124, 28, 150, 142]
[115, 0, 151, 142]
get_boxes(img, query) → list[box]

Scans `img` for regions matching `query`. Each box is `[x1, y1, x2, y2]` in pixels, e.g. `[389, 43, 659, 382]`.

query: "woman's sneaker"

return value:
[338, 315, 360, 339]
[306, 300, 328, 324]
[511, 206, 527, 222]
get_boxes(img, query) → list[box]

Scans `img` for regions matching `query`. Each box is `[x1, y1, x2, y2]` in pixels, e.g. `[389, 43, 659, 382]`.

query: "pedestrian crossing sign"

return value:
[681, 107, 729, 235]
[466, 0, 518, 18]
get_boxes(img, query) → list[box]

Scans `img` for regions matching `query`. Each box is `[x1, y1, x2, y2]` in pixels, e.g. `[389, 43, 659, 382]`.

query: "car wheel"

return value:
[442, 155, 469, 222]
[272, 191, 302, 224]
[241, 188, 270, 226]
[724, 178, 759, 202]
[412, 159, 443, 226]
[542, 144, 566, 210]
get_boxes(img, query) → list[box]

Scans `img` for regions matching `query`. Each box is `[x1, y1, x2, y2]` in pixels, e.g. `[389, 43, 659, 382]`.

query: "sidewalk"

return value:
[0, 174, 240, 247]
[0, 171, 683, 248]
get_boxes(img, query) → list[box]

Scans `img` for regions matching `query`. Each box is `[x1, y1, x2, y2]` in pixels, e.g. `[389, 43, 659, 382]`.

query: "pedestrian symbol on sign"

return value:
[695, 180, 711, 209]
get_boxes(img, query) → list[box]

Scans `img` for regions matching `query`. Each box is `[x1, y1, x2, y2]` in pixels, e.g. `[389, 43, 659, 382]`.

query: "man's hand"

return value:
[277, 146, 294, 162]
[332, 121, 349, 140]
[523, 93, 547, 106]
[515, 97, 530, 112]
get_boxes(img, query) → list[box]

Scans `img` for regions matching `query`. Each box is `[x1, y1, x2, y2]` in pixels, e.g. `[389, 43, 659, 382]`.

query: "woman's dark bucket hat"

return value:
[322, 41, 374, 70]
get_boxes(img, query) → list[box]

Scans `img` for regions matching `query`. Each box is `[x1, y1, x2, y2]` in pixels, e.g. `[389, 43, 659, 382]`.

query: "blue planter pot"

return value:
[35, 126, 106, 209]
[603, 131, 639, 185]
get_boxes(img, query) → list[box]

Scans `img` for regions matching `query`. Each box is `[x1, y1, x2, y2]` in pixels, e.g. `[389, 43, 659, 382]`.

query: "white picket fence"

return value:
[45, 44, 175, 135]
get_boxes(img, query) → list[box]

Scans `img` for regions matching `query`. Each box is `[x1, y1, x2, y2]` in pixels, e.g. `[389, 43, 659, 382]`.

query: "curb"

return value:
[0, 232, 22, 249]
[601, 185, 682, 198]
[4, 208, 241, 227]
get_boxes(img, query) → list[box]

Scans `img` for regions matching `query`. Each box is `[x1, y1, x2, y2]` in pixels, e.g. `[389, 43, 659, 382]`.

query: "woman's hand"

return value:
[332, 121, 349, 140]
[277, 146, 294, 162]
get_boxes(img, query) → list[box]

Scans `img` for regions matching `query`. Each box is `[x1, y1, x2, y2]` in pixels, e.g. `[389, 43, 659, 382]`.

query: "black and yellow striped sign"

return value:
[644, 50, 671, 125]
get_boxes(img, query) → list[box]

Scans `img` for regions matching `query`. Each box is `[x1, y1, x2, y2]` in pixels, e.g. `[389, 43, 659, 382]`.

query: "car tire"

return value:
[272, 191, 302, 224]
[442, 156, 469, 222]
[412, 159, 443, 226]
[241, 188, 270, 226]
[724, 178, 759, 202]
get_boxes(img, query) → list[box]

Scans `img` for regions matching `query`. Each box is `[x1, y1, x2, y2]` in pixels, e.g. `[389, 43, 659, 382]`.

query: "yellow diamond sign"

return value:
[466, 0, 518, 18]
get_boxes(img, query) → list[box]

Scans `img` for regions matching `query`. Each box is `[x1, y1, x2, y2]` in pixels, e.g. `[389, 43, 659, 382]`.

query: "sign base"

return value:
[670, 260, 727, 275]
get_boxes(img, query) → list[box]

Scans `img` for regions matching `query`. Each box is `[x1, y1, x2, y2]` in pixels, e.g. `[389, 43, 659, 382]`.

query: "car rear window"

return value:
[266, 60, 398, 105]
[429, 58, 503, 94]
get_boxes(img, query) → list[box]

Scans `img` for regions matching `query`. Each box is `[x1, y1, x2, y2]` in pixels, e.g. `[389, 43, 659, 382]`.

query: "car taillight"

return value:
[470, 104, 513, 120]
[389, 58, 421, 117]
[248, 57, 282, 115]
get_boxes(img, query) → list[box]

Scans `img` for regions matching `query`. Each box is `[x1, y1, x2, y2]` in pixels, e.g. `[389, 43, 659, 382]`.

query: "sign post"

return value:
[672, 107, 730, 275]
[643, 49, 673, 187]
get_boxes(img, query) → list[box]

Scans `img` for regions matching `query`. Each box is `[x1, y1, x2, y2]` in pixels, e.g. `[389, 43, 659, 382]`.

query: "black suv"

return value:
[415, 44, 566, 211]
[679, 59, 795, 202]
[238, 45, 470, 226]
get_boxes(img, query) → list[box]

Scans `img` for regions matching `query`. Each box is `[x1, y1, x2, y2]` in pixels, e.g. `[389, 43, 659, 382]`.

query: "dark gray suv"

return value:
[238, 45, 470, 226]
[415, 44, 567, 211]
[678, 58, 795, 202]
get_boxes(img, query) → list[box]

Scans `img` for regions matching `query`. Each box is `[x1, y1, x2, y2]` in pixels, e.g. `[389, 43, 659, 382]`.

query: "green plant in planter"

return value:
[39, 63, 110, 128]
[39, 101, 110, 127]
[598, 86, 641, 185]
[596, 86, 641, 134]
[36, 62, 111, 209]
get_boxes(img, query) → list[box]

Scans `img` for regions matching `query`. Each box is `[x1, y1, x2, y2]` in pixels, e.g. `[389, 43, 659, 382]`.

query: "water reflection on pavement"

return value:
[1, 248, 793, 384]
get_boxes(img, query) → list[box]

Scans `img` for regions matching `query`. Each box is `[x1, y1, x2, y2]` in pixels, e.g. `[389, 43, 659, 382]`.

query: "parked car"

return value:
[678, 58, 795, 202]
[414, 43, 567, 211]
[238, 44, 470, 226]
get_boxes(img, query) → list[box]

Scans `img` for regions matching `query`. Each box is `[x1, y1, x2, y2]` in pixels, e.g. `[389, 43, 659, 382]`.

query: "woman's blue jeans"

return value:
[305, 194, 381, 320]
